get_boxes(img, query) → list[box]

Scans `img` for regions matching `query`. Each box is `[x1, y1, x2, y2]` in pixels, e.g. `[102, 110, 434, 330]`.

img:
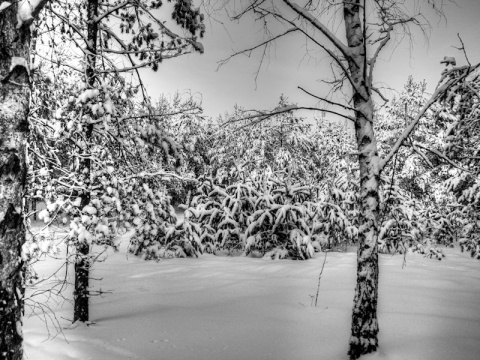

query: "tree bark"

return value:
[73, 0, 99, 323]
[0, 3, 31, 359]
[343, 2, 381, 359]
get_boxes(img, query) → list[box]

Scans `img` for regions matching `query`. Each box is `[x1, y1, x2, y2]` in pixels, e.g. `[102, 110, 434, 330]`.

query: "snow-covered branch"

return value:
[223, 105, 355, 129]
[17, 0, 50, 27]
[122, 171, 197, 183]
[412, 142, 472, 173]
[380, 63, 480, 170]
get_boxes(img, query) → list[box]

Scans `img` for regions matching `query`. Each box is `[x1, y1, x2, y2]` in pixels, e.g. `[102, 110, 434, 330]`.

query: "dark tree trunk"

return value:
[73, 240, 90, 322]
[0, 3, 31, 359]
[32, 199, 37, 220]
[343, 2, 382, 359]
[73, 0, 99, 323]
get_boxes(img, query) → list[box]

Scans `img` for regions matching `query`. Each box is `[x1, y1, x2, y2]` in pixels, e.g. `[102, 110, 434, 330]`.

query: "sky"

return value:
[141, 0, 480, 122]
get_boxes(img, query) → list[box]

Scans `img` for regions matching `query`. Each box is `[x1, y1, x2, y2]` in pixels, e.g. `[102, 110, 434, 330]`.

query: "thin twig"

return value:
[314, 251, 328, 307]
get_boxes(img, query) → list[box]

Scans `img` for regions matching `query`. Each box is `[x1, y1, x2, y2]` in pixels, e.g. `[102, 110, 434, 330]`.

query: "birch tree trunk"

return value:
[343, 2, 381, 359]
[0, 4, 31, 359]
[214, 1, 462, 358]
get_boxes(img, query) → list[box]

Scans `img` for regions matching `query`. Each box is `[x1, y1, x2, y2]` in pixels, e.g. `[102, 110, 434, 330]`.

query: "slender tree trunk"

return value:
[32, 199, 37, 220]
[0, 4, 31, 359]
[348, 98, 381, 360]
[343, 2, 382, 359]
[73, 0, 98, 323]
[73, 240, 89, 322]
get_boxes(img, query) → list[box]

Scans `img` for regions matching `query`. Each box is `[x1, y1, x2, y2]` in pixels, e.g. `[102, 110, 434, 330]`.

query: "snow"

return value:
[24, 228, 480, 360]
[17, 0, 43, 28]
[0, 2, 12, 12]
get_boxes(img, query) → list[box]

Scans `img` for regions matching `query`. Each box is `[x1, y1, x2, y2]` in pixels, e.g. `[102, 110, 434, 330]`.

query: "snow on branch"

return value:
[223, 105, 354, 130]
[1, 57, 29, 85]
[0, 2, 12, 12]
[412, 142, 472, 173]
[123, 171, 197, 183]
[17, 0, 50, 28]
[380, 62, 480, 171]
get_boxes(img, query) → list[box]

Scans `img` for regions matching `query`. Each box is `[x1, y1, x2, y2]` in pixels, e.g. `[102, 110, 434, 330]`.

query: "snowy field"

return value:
[24, 230, 480, 360]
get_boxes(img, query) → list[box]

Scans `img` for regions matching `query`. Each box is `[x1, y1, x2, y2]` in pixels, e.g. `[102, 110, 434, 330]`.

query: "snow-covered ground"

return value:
[24, 230, 480, 360]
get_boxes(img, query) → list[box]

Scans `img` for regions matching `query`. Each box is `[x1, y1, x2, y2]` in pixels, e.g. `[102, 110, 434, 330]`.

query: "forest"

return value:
[0, 1, 479, 359]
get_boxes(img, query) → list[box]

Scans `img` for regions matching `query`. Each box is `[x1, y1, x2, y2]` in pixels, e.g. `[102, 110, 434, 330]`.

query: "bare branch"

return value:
[94, 0, 135, 23]
[282, 0, 351, 61]
[371, 86, 389, 103]
[217, 27, 297, 69]
[455, 33, 471, 67]
[368, 24, 392, 88]
[298, 86, 356, 112]
[33, 52, 83, 73]
[265, 9, 361, 95]
[49, 7, 90, 44]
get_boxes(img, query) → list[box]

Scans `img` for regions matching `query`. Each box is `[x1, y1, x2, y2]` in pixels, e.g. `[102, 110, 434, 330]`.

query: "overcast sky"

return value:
[141, 0, 480, 121]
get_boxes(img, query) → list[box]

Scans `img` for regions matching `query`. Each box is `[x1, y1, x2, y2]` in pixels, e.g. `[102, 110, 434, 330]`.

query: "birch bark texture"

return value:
[0, 1, 49, 357]
[0, 4, 30, 360]
[214, 0, 462, 358]
[0, 2, 31, 359]
[342, 2, 381, 358]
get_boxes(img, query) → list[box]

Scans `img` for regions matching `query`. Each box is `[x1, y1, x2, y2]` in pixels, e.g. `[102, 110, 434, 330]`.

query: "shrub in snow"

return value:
[120, 177, 204, 261]
[183, 170, 325, 259]
[122, 180, 176, 259]
[444, 175, 480, 259]
[244, 181, 321, 259]
[311, 173, 360, 251]
[182, 174, 251, 255]
[376, 178, 448, 259]
[460, 237, 480, 259]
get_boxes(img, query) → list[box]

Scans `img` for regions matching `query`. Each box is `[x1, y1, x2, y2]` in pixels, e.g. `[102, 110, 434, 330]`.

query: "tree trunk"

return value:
[73, 0, 99, 323]
[0, 4, 31, 359]
[32, 199, 37, 220]
[348, 99, 381, 360]
[73, 240, 90, 322]
[343, 2, 382, 359]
